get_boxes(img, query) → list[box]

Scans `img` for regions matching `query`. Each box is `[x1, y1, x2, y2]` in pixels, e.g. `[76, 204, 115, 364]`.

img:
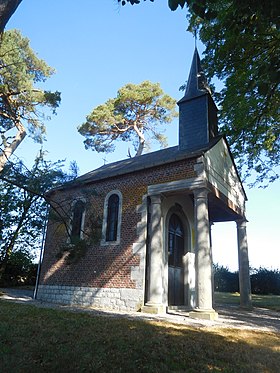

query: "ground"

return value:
[0, 287, 279, 333]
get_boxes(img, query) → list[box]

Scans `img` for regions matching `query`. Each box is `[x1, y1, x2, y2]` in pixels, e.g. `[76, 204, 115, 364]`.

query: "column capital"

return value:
[193, 187, 209, 200]
[149, 194, 162, 205]
[236, 218, 248, 228]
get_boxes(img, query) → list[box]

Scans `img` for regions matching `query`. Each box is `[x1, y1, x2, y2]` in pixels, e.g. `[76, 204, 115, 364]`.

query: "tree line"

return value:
[214, 264, 280, 295]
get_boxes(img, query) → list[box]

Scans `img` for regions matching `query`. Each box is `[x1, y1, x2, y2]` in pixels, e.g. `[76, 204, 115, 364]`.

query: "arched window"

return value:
[70, 200, 85, 240]
[106, 194, 119, 241]
[168, 213, 185, 306]
[101, 190, 122, 245]
[168, 213, 184, 267]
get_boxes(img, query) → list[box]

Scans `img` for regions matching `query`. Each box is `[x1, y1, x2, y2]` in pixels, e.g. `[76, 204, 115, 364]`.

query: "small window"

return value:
[106, 194, 119, 241]
[70, 200, 85, 240]
[101, 190, 122, 245]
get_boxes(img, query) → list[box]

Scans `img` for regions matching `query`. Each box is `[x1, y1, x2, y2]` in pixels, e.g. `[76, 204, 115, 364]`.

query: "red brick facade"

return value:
[39, 157, 197, 290]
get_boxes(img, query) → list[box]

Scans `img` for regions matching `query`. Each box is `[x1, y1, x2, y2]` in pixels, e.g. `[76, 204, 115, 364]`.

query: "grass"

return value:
[0, 301, 279, 372]
[215, 292, 280, 311]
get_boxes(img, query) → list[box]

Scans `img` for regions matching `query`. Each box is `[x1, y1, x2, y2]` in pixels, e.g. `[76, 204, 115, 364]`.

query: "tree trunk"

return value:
[0, 244, 12, 280]
[0, 120, 26, 173]
[135, 137, 145, 156]
[134, 124, 145, 157]
[0, 0, 23, 33]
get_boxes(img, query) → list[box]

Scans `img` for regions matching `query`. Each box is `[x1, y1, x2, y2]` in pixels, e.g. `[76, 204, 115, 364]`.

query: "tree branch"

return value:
[0, 0, 23, 33]
[0, 119, 26, 172]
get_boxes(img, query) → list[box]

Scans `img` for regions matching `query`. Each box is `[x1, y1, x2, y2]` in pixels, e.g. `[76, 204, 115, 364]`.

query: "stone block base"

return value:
[189, 309, 218, 320]
[141, 304, 166, 314]
[36, 284, 143, 312]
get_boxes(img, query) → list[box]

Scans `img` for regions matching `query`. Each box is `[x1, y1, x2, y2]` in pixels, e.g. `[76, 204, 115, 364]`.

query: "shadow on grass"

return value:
[0, 301, 279, 373]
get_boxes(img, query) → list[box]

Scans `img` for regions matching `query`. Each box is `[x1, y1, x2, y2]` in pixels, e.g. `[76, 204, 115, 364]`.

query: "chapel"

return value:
[36, 49, 252, 319]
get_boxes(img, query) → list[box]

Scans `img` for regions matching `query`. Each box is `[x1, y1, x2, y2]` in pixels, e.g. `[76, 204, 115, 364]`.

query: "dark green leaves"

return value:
[118, 0, 280, 185]
[0, 29, 61, 171]
[168, 0, 186, 11]
[187, 0, 280, 186]
[78, 81, 177, 156]
[0, 154, 78, 262]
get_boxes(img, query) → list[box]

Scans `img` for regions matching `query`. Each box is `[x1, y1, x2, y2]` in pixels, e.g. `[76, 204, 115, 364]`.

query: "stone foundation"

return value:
[36, 285, 144, 312]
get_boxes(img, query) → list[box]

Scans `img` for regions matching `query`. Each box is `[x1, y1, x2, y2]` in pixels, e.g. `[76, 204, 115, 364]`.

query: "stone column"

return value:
[189, 188, 218, 320]
[236, 219, 252, 308]
[210, 222, 215, 307]
[141, 194, 164, 314]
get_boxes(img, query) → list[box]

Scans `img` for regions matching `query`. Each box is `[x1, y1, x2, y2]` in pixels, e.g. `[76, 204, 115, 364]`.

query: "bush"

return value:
[250, 267, 280, 295]
[214, 264, 239, 293]
[0, 250, 37, 287]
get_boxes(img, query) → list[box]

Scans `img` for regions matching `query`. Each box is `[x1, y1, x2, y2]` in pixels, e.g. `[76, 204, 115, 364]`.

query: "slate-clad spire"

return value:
[181, 48, 210, 102]
[178, 48, 218, 151]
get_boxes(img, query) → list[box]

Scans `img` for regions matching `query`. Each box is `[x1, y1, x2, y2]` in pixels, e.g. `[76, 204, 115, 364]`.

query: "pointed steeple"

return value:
[180, 48, 210, 102]
[178, 48, 218, 151]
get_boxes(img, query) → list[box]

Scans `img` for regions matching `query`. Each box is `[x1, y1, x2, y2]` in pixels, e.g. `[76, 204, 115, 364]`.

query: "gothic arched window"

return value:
[168, 213, 184, 267]
[101, 190, 122, 245]
[70, 200, 85, 240]
[106, 194, 119, 241]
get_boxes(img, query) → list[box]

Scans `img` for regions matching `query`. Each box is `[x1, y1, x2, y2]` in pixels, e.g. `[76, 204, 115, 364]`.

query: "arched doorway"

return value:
[168, 213, 184, 305]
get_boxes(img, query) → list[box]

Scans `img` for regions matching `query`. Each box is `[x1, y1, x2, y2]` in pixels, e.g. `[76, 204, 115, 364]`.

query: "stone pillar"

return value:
[210, 222, 215, 307]
[236, 219, 252, 308]
[189, 188, 218, 320]
[141, 194, 165, 314]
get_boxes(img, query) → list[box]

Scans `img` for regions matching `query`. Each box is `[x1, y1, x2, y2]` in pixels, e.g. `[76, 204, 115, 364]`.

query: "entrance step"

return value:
[167, 305, 192, 314]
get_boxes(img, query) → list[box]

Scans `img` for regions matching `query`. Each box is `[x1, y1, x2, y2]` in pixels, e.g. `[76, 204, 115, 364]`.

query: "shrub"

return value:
[214, 264, 280, 295]
[0, 250, 37, 286]
[213, 264, 239, 293]
[250, 267, 280, 295]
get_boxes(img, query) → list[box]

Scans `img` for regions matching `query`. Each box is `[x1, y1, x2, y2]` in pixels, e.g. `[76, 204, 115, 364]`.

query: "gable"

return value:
[204, 137, 246, 213]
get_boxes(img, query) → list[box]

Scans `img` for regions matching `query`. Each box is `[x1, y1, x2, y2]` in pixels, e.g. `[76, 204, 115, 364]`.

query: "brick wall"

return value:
[37, 156, 197, 310]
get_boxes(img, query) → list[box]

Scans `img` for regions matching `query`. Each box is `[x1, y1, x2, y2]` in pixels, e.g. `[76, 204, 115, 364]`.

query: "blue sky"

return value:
[7, 0, 279, 271]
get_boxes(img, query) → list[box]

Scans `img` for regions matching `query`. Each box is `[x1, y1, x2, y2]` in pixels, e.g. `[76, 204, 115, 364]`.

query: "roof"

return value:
[51, 136, 223, 193]
[178, 47, 211, 104]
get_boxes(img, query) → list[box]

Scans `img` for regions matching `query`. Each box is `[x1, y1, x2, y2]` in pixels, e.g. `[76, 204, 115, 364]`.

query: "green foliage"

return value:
[251, 267, 280, 295]
[78, 80, 177, 156]
[0, 249, 37, 286]
[54, 210, 102, 265]
[214, 264, 280, 295]
[56, 238, 88, 265]
[213, 264, 239, 293]
[187, 0, 280, 186]
[120, 0, 280, 186]
[0, 29, 61, 169]
[0, 152, 78, 269]
[119, 0, 185, 9]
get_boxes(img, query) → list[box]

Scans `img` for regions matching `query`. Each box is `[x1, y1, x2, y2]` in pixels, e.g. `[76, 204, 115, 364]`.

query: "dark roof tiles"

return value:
[52, 137, 222, 192]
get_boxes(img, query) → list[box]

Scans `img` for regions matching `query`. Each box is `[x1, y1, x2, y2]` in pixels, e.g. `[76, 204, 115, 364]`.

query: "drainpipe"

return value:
[33, 210, 48, 299]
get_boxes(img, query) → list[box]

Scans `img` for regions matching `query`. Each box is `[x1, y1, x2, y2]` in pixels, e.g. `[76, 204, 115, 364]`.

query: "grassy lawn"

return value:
[0, 301, 279, 372]
[215, 292, 280, 311]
